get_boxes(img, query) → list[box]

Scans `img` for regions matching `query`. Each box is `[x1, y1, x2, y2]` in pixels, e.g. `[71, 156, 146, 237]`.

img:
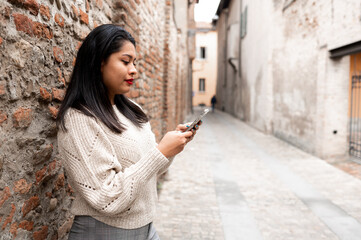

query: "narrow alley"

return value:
[154, 108, 361, 240]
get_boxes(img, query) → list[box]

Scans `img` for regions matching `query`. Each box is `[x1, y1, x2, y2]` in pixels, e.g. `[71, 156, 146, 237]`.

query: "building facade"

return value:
[0, 0, 197, 239]
[192, 22, 217, 107]
[216, 0, 361, 161]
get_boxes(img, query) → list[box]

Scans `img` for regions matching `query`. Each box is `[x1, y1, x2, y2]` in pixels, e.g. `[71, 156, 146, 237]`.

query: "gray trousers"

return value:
[68, 216, 160, 240]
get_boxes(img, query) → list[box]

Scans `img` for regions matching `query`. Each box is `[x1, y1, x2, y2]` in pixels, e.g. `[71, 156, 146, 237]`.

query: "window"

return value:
[200, 47, 206, 59]
[199, 78, 205, 92]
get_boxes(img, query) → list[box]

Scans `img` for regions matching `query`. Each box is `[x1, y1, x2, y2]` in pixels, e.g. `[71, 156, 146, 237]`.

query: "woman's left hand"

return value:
[176, 120, 202, 142]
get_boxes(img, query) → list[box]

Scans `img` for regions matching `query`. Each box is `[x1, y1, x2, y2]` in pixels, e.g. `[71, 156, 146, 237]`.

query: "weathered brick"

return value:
[2, 6, 12, 19]
[25, 0, 40, 16]
[129, 0, 136, 10]
[0, 111, 7, 125]
[85, 0, 90, 12]
[22, 195, 40, 217]
[118, 12, 127, 22]
[66, 183, 74, 196]
[33, 144, 53, 165]
[10, 222, 18, 238]
[129, 90, 139, 98]
[13, 13, 53, 39]
[0, 187, 11, 208]
[39, 5, 50, 21]
[48, 159, 58, 174]
[18, 220, 34, 231]
[33, 226, 48, 240]
[54, 13, 64, 27]
[79, 8, 89, 25]
[13, 179, 32, 194]
[56, 67, 66, 85]
[95, 0, 103, 9]
[8, 0, 40, 16]
[52, 88, 65, 101]
[32, 21, 53, 39]
[51, 233, 57, 240]
[2, 204, 15, 230]
[144, 82, 150, 91]
[80, 28, 90, 40]
[35, 166, 47, 184]
[13, 108, 32, 128]
[71, 4, 78, 19]
[114, 1, 127, 9]
[39, 87, 52, 101]
[137, 97, 145, 105]
[48, 105, 59, 119]
[53, 46, 64, 63]
[54, 173, 64, 191]
[12, 13, 33, 36]
[104, 6, 112, 19]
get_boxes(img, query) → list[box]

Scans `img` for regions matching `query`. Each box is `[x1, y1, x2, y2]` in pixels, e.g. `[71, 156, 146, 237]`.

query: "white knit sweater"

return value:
[57, 105, 171, 229]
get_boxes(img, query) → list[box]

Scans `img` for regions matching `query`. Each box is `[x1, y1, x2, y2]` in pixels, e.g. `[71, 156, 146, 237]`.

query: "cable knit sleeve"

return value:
[57, 109, 169, 216]
[129, 98, 175, 175]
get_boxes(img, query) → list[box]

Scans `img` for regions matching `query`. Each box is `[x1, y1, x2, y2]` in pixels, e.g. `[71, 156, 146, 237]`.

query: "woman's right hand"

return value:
[156, 131, 193, 158]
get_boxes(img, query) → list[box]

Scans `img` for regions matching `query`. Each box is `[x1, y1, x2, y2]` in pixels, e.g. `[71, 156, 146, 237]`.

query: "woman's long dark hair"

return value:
[56, 24, 148, 133]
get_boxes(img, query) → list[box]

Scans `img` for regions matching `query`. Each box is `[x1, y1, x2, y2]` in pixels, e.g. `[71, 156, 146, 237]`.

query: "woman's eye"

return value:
[122, 60, 129, 65]
[133, 62, 137, 66]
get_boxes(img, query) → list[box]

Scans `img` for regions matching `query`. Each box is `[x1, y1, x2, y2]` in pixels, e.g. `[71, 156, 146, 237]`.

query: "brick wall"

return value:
[0, 0, 191, 238]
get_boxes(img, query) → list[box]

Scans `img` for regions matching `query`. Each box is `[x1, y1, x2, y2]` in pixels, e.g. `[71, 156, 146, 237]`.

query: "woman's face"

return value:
[101, 41, 137, 104]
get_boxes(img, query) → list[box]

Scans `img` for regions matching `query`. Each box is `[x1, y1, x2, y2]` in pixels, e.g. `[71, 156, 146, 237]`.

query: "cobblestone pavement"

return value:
[154, 108, 361, 240]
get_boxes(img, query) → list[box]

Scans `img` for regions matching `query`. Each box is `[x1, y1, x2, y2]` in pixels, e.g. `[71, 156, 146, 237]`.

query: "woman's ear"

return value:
[100, 61, 104, 73]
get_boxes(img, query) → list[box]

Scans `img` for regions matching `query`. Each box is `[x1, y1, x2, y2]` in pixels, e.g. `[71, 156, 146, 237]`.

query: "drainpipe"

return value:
[223, 8, 229, 112]
[238, 0, 242, 78]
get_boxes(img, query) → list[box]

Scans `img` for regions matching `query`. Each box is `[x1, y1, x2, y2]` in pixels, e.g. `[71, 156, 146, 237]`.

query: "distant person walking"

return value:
[211, 95, 217, 112]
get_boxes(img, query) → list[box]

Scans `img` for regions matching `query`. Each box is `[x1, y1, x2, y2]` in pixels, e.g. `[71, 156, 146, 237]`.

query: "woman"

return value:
[57, 24, 199, 240]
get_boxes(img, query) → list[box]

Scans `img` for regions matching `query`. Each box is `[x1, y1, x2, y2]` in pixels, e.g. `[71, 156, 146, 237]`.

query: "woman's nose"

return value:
[129, 64, 137, 76]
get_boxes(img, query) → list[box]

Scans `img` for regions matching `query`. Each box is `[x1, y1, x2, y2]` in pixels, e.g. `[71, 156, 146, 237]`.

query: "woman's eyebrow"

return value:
[122, 54, 136, 60]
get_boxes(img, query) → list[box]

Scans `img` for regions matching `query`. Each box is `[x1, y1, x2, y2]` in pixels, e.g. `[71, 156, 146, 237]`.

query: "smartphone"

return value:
[185, 108, 210, 132]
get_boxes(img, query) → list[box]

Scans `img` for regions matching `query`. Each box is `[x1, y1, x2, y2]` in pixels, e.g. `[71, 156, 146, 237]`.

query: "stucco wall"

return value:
[271, 0, 357, 158]
[192, 27, 217, 107]
[216, 0, 361, 160]
[240, 0, 273, 132]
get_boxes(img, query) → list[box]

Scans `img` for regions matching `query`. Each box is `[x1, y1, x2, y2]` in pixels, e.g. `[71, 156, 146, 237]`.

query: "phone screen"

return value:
[185, 109, 210, 132]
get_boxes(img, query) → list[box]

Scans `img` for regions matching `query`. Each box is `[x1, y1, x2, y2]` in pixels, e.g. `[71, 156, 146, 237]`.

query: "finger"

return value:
[192, 124, 200, 131]
[178, 125, 188, 131]
[197, 120, 203, 125]
[181, 131, 193, 138]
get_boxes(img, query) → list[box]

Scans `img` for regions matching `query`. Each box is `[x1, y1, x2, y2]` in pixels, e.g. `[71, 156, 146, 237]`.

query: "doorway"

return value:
[349, 53, 361, 158]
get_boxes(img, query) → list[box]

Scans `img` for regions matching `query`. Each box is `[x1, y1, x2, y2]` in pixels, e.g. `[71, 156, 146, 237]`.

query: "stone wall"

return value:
[0, 0, 191, 239]
[216, 0, 361, 160]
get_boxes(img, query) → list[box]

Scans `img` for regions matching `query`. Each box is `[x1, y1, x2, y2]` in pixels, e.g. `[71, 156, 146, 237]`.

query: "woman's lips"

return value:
[125, 79, 134, 85]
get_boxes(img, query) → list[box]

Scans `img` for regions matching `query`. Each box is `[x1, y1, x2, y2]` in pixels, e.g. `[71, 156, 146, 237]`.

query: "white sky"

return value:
[194, 0, 221, 22]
